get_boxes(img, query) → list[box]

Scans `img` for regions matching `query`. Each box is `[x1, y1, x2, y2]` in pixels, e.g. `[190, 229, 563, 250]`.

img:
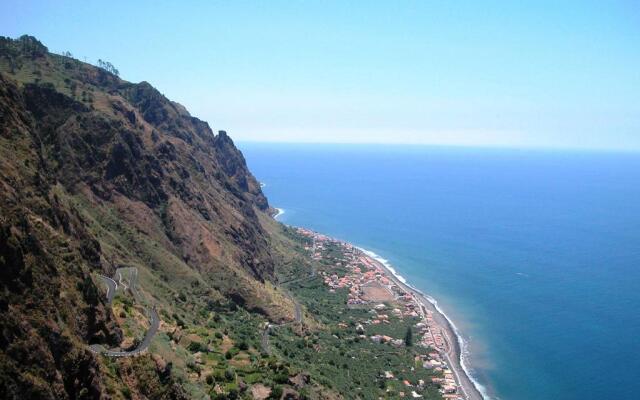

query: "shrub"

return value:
[274, 373, 289, 384]
[214, 370, 224, 382]
[269, 385, 283, 400]
[299, 388, 311, 400]
[188, 341, 205, 353]
[224, 368, 235, 382]
[227, 388, 239, 399]
[404, 326, 413, 347]
[187, 361, 201, 373]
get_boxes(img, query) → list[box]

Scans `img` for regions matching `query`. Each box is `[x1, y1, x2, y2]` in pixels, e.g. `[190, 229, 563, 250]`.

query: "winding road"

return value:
[97, 275, 117, 305]
[90, 267, 160, 357]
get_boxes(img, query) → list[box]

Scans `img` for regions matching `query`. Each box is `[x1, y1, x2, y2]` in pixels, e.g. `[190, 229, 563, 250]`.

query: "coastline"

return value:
[280, 210, 486, 399]
[360, 248, 486, 400]
[273, 207, 285, 220]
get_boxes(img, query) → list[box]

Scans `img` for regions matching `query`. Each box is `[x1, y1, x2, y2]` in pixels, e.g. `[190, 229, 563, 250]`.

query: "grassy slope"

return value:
[263, 217, 444, 400]
[0, 36, 445, 400]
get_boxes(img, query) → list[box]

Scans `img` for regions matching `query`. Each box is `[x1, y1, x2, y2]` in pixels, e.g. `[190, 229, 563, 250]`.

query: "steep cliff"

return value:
[0, 36, 293, 399]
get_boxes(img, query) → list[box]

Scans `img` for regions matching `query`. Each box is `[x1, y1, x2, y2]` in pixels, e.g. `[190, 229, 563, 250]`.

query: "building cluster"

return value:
[380, 351, 463, 399]
[416, 310, 446, 349]
[295, 227, 464, 399]
[380, 371, 430, 398]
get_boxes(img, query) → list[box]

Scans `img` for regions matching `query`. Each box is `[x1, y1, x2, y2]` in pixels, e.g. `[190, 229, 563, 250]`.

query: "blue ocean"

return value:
[240, 143, 640, 400]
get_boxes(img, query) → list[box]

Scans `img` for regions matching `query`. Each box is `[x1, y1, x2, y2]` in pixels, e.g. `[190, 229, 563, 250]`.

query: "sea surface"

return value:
[239, 143, 640, 400]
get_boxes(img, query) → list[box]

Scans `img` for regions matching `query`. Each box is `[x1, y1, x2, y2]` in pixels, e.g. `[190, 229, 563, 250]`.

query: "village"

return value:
[296, 227, 465, 400]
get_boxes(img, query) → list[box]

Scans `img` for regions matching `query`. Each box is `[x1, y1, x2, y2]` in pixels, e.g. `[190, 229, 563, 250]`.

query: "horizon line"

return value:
[235, 140, 640, 154]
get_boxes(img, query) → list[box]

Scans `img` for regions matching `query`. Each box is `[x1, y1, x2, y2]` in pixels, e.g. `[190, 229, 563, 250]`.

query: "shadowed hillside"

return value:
[0, 36, 448, 400]
[0, 35, 296, 399]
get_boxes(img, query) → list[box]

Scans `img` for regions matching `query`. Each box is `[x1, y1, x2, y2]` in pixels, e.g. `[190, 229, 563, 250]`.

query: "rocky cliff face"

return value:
[0, 72, 123, 399]
[0, 36, 288, 399]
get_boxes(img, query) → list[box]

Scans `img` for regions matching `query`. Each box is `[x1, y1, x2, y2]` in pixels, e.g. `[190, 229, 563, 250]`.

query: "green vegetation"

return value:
[405, 326, 413, 347]
[0, 35, 446, 400]
[263, 223, 445, 399]
[96, 58, 119, 76]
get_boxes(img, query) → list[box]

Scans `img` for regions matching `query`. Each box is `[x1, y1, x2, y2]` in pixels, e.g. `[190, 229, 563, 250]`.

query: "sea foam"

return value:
[357, 245, 491, 400]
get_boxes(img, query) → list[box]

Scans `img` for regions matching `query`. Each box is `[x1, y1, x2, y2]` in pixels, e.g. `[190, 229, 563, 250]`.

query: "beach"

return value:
[294, 224, 485, 400]
[367, 254, 485, 400]
[274, 207, 285, 219]
[245, 143, 640, 400]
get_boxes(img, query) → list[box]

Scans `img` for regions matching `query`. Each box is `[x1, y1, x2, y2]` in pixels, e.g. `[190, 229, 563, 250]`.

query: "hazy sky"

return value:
[2, 1, 639, 150]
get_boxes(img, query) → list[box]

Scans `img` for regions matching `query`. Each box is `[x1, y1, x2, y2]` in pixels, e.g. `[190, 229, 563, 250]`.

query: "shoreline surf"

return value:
[274, 212, 487, 399]
[245, 144, 640, 400]
[273, 207, 285, 219]
[358, 246, 489, 400]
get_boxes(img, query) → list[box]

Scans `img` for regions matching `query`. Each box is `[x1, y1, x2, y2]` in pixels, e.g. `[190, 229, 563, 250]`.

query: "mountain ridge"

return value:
[0, 36, 448, 400]
[0, 35, 293, 399]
